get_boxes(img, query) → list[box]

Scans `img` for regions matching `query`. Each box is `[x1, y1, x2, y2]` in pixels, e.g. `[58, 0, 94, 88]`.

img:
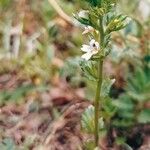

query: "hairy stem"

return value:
[94, 60, 103, 146]
[94, 12, 104, 147]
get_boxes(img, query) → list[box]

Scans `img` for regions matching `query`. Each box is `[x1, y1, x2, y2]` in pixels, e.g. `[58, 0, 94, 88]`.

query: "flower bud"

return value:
[78, 10, 89, 18]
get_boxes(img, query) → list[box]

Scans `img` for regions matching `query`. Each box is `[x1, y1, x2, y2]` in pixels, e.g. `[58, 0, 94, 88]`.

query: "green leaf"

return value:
[112, 119, 134, 128]
[138, 109, 150, 123]
[105, 15, 131, 34]
[85, 0, 100, 6]
[101, 78, 115, 98]
[60, 57, 81, 77]
[127, 92, 150, 102]
[80, 60, 98, 81]
[90, 7, 105, 18]
[75, 16, 91, 26]
[102, 97, 116, 118]
[126, 66, 150, 102]
[113, 95, 134, 110]
[81, 105, 104, 134]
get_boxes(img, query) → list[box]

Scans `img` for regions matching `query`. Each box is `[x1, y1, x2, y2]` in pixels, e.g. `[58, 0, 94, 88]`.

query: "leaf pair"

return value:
[106, 15, 131, 34]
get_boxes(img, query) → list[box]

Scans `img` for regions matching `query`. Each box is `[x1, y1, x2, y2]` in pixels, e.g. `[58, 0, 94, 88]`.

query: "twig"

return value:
[48, 0, 74, 25]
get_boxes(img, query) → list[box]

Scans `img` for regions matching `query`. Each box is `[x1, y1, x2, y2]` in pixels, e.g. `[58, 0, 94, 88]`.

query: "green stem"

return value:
[94, 12, 104, 147]
[94, 60, 103, 146]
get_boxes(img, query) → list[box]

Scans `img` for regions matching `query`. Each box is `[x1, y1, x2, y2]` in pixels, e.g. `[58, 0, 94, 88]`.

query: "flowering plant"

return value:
[74, 0, 131, 148]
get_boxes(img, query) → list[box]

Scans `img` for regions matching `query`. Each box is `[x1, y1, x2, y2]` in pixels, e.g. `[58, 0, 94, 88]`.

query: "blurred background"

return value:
[0, 0, 150, 149]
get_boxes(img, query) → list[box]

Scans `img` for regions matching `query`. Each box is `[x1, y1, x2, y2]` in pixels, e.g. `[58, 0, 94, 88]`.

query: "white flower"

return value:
[78, 10, 89, 18]
[82, 26, 94, 35]
[81, 39, 99, 61]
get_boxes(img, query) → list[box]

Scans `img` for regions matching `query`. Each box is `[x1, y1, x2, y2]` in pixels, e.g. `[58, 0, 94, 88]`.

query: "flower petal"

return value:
[91, 50, 98, 55]
[89, 39, 99, 50]
[89, 39, 96, 47]
[95, 41, 99, 49]
[81, 52, 93, 60]
[81, 45, 91, 52]
[82, 30, 89, 35]
[82, 26, 94, 35]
